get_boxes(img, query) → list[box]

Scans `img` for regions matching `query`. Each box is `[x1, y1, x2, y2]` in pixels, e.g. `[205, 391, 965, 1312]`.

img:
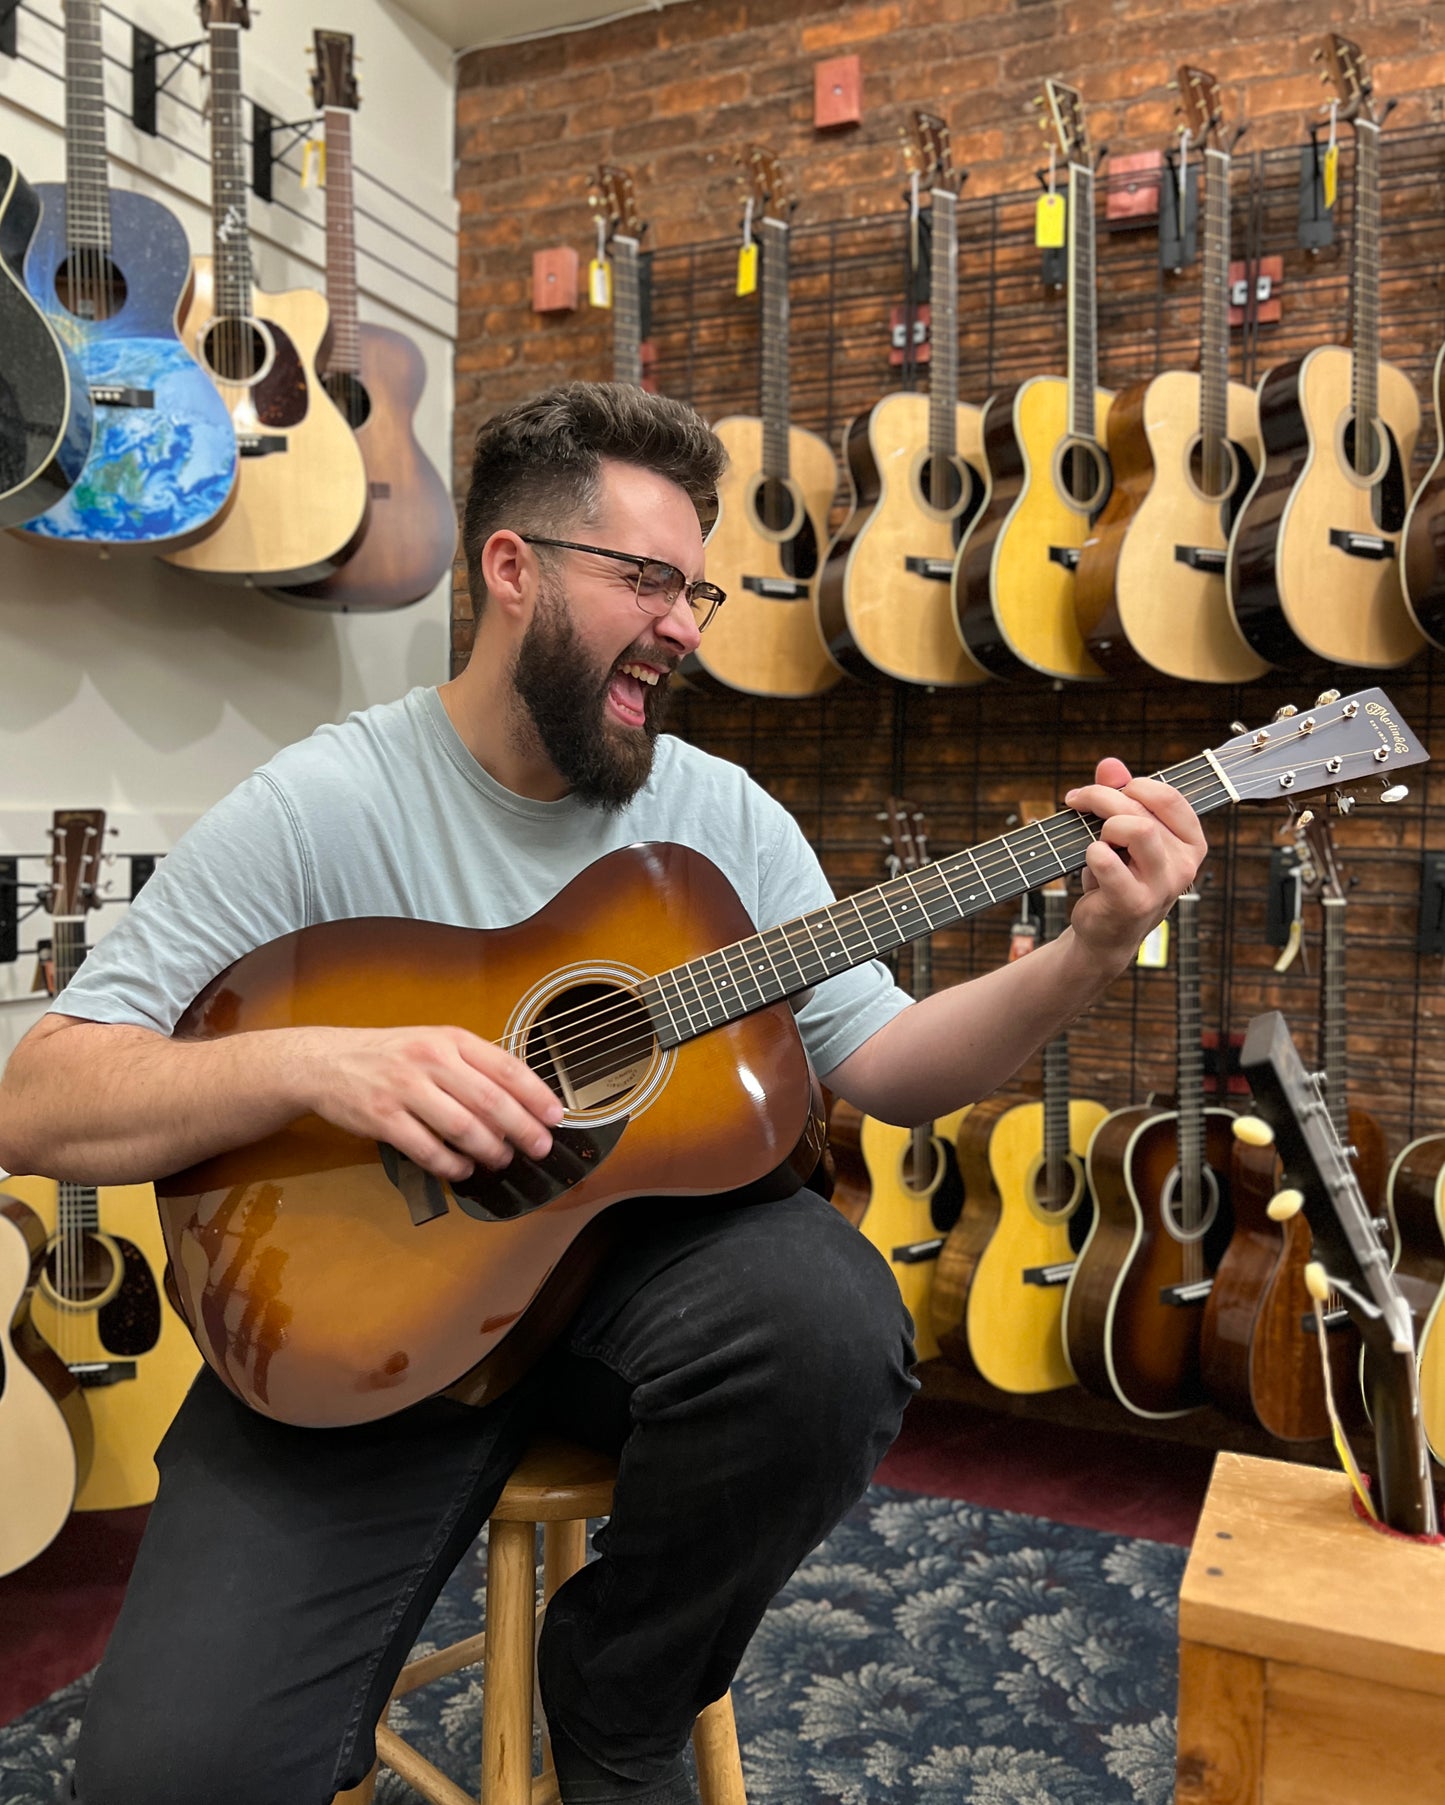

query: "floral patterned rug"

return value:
[0, 1485, 1185, 1805]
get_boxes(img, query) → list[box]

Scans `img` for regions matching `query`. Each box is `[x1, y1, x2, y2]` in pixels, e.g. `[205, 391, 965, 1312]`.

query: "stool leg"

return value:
[538, 1519, 589, 1782]
[692, 1694, 747, 1805]
[330, 1762, 379, 1805]
[483, 1517, 537, 1805]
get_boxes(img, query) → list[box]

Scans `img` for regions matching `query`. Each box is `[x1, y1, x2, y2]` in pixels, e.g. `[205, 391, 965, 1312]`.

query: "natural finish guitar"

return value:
[816, 112, 989, 688]
[0, 1195, 92, 1578]
[1383, 1134, 1445, 1466]
[1065, 892, 1235, 1417]
[18, 0, 237, 553]
[1075, 67, 1266, 684]
[1401, 339, 1445, 649]
[0, 153, 92, 529]
[954, 78, 1111, 682]
[274, 33, 455, 611]
[11, 808, 199, 1510]
[164, 1, 368, 587]
[589, 164, 656, 390]
[854, 803, 968, 1363]
[1226, 34, 1423, 670]
[152, 692, 1425, 1427]
[684, 149, 839, 698]
[935, 884, 1105, 1394]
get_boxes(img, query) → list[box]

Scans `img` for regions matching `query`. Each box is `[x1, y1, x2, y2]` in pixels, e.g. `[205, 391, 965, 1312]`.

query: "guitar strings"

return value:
[492, 722, 1394, 1087]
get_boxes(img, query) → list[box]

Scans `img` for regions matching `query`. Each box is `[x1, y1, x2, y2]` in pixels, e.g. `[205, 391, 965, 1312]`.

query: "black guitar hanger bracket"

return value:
[253, 108, 320, 203]
[1, 1, 21, 61]
[132, 27, 206, 137]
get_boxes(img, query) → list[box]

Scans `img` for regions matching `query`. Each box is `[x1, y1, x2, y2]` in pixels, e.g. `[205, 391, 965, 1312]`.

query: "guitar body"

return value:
[856, 1105, 969, 1363]
[1401, 339, 1445, 649]
[155, 845, 826, 1428]
[962, 1094, 1107, 1394]
[1065, 1105, 1235, 1417]
[0, 157, 92, 530]
[1226, 347, 1422, 668]
[0, 1197, 91, 1577]
[1385, 1132, 1445, 1464]
[931, 1093, 1011, 1376]
[5, 1174, 199, 1510]
[163, 258, 368, 585]
[684, 416, 839, 697]
[954, 376, 1112, 680]
[815, 393, 989, 686]
[272, 324, 456, 610]
[824, 1094, 869, 1229]
[1075, 370, 1267, 683]
[18, 186, 238, 550]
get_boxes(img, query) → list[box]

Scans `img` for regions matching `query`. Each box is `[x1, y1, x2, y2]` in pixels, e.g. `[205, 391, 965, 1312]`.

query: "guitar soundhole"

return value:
[523, 981, 657, 1115]
[1159, 1164, 1222, 1244]
[1187, 434, 1239, 505]
[201, 316, 273, 385]
[918, 453, 965, 516]
[54, 254, 128, 323]
[1340, 414, 1407, 530]
[1343, 413, 1387, 485]
[1055, 439, 1110, 517]
[42, 1232, 121, 1307]
[757, 476, 799, 537]
[1031, 1153, 1082, 1220]
[324, 371, 372, 430]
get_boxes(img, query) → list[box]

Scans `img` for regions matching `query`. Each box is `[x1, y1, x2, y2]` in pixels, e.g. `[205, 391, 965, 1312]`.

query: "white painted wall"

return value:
[0, 0, 460, 1065]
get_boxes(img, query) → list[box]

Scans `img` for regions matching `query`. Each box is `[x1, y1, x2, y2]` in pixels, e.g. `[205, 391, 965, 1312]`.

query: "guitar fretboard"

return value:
[1321, 895, 1350, 1138]
[208, 23, 254, 324]
[1041, 888, 1071, 1184]
[1351, 121, 1381, 476]
[323, 106, 360, 376]
[759, 216, 791, 482]
[63, 0, 111, 254]
[926, 186, 959, 493]
[1175, 891, 1206, 1280]
[1067, 161, 1098, 442]
[51, 916, 101, 1240]
[640, 752, 1227, 1049]
[612, 236, 643, 388]
[1199, 146, 1231, 495]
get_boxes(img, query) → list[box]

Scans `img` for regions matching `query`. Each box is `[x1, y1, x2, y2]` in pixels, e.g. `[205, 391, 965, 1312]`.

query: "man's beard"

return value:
[510, 578, 673, 812]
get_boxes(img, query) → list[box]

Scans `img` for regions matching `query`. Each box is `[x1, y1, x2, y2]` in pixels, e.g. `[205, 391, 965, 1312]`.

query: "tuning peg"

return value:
[1312, 43, 1325, 61]
[1335, 793, 1356, 815]
[1273, 704, 1298, 721]
[1380, 783, 1409, 804]
[1233, 1116, 1275, 1148]
[1166, 78, 1179, 91]
[1303, 1261, 1331, 1303]
[1267, 1187, 1305, 1222]
[1228, 720, 1246, 734]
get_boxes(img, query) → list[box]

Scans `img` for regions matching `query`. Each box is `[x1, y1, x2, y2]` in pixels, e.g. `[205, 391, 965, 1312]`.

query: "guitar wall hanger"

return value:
[131, 27, 206, 137]
[252, 107, 319, 204]
[1, 0, 19, 61]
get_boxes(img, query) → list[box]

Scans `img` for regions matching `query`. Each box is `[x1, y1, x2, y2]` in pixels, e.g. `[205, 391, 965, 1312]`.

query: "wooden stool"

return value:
[334, 1436, 748, 1805]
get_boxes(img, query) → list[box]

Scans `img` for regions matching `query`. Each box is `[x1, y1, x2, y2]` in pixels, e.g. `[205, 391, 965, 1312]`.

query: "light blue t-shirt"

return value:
[52, 687, 910, 1080]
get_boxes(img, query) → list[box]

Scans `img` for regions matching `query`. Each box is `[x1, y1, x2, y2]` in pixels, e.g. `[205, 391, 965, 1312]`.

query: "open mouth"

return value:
[607, 659, 665, 728]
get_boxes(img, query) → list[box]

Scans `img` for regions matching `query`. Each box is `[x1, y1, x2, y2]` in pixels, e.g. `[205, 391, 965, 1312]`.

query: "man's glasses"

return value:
[521, 536, 726, 632]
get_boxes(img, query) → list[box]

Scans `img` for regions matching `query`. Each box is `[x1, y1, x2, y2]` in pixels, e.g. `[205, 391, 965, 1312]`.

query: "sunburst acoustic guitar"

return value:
[163, 0, 368, 588]
[815, 110, 989, 688]
[1226, 33, 1422, 670]
[683, 147, 839, 698]
[954, 77, 1111, 682]
[1075, 65, 1266, 684]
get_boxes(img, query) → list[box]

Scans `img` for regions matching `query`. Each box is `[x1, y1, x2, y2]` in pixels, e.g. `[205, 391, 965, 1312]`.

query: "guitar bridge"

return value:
[1023, 1260, 1076, 1288]
[380, 1121, 626, 1228]
[1299, 1306, 1353, 1333]
[1328, 528, 1391, 561]
[1047, 546, 1081, 572]
[742, 576, 809, 599]
[890, 1236, 944, 1265]
[1160, 1278, 1213, 1306]
[1174, 545, 1227, 573]
[71, 1360, 138, 1387]
[90, 385, 155, 409]
[239, 435, 287, 457]
[904, 557, 954, 582]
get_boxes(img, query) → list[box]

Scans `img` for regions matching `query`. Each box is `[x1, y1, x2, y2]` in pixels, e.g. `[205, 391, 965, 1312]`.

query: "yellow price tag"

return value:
[1035, 192, 1066, 249]
[301, 139, 326, 189]
[589, 258, 612, 309]
[1323, 142, 1339, 210]
[736, 241, 758, 297]
[1136, 918, 1170, 969]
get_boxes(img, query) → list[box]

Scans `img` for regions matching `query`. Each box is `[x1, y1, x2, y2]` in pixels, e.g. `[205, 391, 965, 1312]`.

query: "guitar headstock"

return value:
[1297, 807, 1346, 903]
[197, 0, 251, 27]
[882, 797, 930, 874]
[1209, 688, 1426, 805]
[904, 110, 961, 195]
[1040, 78, 1090, 168]
[1316, 32, 1376, 126]
[1175, 65, 1224, 145]
[591, 164, 645, 244]
[46, 808, 106, 919]
[738, 145, 792, 226]
[311, 28, 359, 111]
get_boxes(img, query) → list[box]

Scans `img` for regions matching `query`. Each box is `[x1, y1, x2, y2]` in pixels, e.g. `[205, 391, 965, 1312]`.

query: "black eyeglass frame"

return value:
[519, 535, 726, 631]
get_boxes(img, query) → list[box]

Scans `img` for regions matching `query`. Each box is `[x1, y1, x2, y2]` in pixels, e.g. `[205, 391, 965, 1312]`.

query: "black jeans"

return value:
[72, 1189, 917, 1805]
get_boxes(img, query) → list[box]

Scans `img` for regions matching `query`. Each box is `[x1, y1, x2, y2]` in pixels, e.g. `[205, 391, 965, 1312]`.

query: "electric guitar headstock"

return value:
[1240, 1010, 1437, 1536]
[1040, 77, 1091, 171]
[738, 145, 793, 228]
[904, 109, 962, 197]
[1316, 32, 1378, 128]
[1175, 64, 1225, 146]
[591, 164, 646, 248]
[310, 28, 359, 112]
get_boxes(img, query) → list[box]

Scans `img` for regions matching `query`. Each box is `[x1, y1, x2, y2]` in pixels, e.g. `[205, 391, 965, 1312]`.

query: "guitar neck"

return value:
[51, 916, 101, 1238]
[612, 237, 643, 388]
[909, 931, 933, 1168]
[759, 215, 791, 482]
[323, 106, 361, 377]
[1066, 160, 1098, 439]
[1175, 891, 1207, 1278]
[63, 0, 111, 253]
[1321, 896, 1349, 1135]
[644, 751, 1230, 1049]
[208, 22, 254, 320]
[1351, 121, 1381, 475]
[1041, 889, 1071, 1180]
[927, 186, 959, 484]
[1199, 145, 1231, 493]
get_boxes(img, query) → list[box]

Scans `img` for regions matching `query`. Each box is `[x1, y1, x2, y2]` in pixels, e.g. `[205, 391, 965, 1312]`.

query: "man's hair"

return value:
[462, 381, 726, 617]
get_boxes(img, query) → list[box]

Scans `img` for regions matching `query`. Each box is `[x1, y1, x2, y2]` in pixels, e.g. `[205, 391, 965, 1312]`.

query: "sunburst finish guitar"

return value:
[151, 692, 1425, 1428]
[954, 78, 1111, 681]
[164, 0, 367, 587]
[1226, 34, 1422, 670]
[684, 148, 839, 698]
[1075, 67, 1266, 684]
[816, 112, 989, 687]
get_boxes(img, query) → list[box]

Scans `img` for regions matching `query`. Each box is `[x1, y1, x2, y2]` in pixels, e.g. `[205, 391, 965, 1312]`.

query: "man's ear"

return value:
[479, 530, 532, 624]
